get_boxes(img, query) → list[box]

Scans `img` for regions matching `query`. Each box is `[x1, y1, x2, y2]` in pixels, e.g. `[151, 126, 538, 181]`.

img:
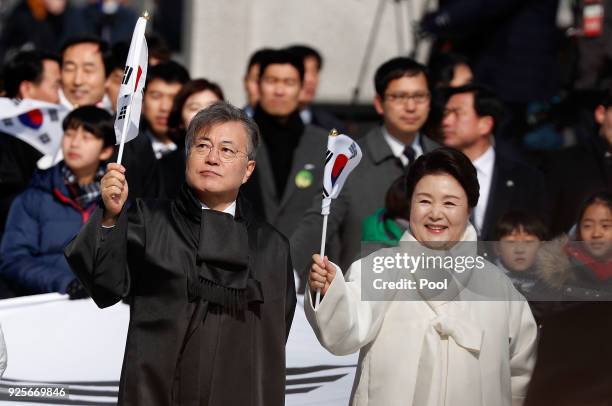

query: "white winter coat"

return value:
[305, 225, 537, 406]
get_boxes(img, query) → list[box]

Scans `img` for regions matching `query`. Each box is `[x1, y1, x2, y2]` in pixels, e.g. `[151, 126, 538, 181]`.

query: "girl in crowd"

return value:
[527, 191, 612, 405]
[306, 147, 537, 406]
[160, 78, 224, 198]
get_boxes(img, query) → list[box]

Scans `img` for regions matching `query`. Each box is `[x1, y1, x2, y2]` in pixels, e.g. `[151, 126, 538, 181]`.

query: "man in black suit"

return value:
[290, 57, 440, 277]
[241, 50, 329, 239]
[119, 61, 190, 199]
[441, 83, 547, 240]
[0, 50, 62, 235]
[544, 90, 612, 237]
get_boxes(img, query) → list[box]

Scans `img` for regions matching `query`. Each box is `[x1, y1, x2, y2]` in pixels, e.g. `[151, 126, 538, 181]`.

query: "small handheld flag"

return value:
[316, 129, 362, 307]
[115, 11, 149, 165]
[0, 98, 68, 157]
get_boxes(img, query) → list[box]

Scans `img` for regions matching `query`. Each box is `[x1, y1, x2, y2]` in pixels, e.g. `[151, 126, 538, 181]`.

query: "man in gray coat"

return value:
[241, 49, 329, 239]
[290, 57, 439, 286]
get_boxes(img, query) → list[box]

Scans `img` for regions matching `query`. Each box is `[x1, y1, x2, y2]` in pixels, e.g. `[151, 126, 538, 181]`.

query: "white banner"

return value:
[0, 294, 356, 405]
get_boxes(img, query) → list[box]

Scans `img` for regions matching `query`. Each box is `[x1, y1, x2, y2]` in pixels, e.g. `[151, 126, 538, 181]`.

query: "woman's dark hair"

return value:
[167, 78, 225, 144]
[384, 175, 411, 221]
[62, 106, 114, 148]
[576, 190, 612, 240]
[405, 147, 479, 210]
[494, 210, 548, 241]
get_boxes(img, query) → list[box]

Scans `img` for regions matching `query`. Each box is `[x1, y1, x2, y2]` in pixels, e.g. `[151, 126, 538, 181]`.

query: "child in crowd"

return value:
[537, 191, 612, 298]
[0, 106, 114, 295]
[361, 175, 410, 245]
[494, 210, 548, 299]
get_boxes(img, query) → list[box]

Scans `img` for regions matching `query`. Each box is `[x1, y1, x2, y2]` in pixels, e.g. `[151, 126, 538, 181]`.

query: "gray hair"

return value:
[184, 101, 260, 160]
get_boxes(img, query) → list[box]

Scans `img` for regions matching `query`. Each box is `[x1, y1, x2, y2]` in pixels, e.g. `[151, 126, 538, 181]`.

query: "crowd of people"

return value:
[0, 0, 610, 404]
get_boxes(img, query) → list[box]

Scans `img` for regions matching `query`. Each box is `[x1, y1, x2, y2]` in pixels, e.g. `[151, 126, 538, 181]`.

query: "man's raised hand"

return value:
[101, 163, 128, 226]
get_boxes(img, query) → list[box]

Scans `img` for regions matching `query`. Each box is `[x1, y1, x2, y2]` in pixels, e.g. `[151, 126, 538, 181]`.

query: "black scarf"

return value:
[253, 104, 305, 198]
[173, 183, 263, 312]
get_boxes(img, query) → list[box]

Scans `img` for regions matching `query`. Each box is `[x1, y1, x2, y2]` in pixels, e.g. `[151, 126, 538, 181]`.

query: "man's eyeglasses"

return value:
[384, 92, 431, 105]
[192, 141, 249, 163]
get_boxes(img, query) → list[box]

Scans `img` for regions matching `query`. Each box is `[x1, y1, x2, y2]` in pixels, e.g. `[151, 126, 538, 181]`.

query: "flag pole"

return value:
[116, 10, 149, 166]
[315, 212, 329, 308]
[315, 128, 338, 308]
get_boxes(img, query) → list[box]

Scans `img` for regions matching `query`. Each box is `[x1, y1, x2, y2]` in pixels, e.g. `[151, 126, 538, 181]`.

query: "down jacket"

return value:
[0, 163, 96, 294]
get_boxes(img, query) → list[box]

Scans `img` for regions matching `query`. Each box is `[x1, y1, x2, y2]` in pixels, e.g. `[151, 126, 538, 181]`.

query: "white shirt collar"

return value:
[59, 89, 113, 112]
[381, 126, 423, 166]
[472, 145, 495, 176]
[201, 200, 237, 217]
[147, 130, 177, 160]
[471, 145, 495, 234]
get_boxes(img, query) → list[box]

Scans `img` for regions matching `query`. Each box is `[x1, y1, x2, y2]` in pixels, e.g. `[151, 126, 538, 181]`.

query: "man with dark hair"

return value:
[291, 57, 440, 279]
[286, 44, 347, 133]
[60, 35, 110, 110]
[242, 48, 275, 116]
[119, 60, 190, 199]
[0, 50, 62, 238]
[441, 83, 547, 240]
[241, 49, 329, 240]
[544, 89, 612, 236]
[65, 101, 295, 405]
[3, 50, 61, 104]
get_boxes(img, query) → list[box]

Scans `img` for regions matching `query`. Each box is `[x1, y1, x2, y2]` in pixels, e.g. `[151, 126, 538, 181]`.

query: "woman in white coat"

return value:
[306, 147, 538, 406]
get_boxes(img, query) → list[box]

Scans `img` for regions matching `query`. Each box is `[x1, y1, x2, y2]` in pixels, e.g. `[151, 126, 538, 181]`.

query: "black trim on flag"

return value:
[121, 66, 133, 85]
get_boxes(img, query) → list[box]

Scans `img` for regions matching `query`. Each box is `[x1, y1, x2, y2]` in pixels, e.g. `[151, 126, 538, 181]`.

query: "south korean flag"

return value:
[114, 15, 148, 148]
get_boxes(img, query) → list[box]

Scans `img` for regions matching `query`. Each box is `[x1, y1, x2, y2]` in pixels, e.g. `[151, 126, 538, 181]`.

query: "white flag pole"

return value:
[116, 10, 149, 166]
[315, 207, 330, 308]
[315, 128, 340, 309]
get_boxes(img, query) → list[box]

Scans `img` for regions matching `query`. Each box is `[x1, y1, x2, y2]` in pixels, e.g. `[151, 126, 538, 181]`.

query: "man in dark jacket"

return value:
[65, 102, 296, 405]
[290, 57, 440, 277]
[1, 106, 114, 295]
[544, 89, 612, 236]
[242, 49, 329, 239]
[441, 84, 548, 240]
[0, 50, 62, 236]
[119, 61, 190, 199]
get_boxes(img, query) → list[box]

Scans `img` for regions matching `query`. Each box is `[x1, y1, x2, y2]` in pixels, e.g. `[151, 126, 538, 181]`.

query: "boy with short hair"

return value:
[0, 106, 114, 295]
[494, 210, 548, 298]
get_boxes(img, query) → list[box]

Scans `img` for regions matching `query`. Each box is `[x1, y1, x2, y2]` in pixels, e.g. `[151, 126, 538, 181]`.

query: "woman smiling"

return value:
[305, 147, 538, 406]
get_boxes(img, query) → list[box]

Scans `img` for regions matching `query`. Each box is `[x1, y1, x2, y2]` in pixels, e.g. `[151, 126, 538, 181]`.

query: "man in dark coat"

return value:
[65, 101, 296, 405]
[0, 50, 61, 236]
[118, 61, 190, 199]
[241, 49, 329, 239]
[440, 84, 548, 240]
[290, 57, 440, 278]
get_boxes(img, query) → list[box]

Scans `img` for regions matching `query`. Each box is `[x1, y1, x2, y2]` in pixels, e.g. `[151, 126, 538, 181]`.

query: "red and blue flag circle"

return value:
[18, 109, 44, 129]
[331, 154, 349, 186]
